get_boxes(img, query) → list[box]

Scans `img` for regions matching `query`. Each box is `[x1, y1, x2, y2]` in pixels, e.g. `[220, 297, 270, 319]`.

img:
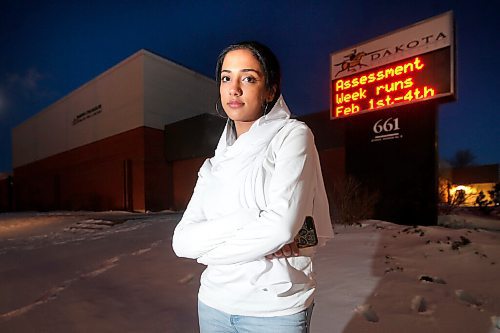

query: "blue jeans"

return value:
[198, 300, 314, 333]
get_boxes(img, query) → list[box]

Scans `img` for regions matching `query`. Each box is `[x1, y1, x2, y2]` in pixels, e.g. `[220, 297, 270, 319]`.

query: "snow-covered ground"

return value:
[0, 211, 499, 332]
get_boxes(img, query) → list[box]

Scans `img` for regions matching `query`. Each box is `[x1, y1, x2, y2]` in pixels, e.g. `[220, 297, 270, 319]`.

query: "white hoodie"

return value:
[172, 96, 334, 317]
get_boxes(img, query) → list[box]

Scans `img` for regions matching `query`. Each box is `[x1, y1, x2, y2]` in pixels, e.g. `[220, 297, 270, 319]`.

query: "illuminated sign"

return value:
[330, 11, 454, 119]
[332, 47, 451, 118]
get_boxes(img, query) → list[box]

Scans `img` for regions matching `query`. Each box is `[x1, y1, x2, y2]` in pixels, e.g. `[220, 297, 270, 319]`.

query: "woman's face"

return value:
[220, 49, 274, 124]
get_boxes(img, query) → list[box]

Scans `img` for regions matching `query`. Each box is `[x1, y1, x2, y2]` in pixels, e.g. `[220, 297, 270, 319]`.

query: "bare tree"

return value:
[331, 176, 379, 225]
[438, 181, 475, 215]
[448, 149, 476, 168]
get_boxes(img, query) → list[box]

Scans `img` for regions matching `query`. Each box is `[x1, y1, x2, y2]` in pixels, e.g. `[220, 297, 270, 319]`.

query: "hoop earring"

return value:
[263, 103, 270, 115]
[215, 99, 228, 119]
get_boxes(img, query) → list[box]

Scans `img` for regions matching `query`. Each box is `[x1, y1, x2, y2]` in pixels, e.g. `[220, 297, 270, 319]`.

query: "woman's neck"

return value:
[234, 120, 257, 138]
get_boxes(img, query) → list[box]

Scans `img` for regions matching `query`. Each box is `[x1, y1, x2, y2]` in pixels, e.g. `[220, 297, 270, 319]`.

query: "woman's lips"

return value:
[227, 100, 244, 108]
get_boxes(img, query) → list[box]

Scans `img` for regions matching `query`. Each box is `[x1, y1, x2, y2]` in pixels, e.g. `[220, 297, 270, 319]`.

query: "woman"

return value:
[172, 41, 333, 333]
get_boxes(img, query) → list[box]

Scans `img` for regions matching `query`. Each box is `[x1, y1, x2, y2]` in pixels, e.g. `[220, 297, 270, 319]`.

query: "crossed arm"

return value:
[172, 126, 316, 265]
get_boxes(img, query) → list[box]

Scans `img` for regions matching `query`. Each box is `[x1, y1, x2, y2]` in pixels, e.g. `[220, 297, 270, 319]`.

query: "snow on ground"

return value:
[0, 211, 499, 332]
[315, 219, 500, 333]
[439, 214, 500, 232]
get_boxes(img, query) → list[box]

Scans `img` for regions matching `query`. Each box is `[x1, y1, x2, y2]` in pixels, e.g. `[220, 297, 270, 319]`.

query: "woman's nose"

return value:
[229, 82, 242, 96]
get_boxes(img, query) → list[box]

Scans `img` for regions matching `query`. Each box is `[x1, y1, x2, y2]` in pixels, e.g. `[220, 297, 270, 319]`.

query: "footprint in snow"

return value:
[355, 304, 379, 323]
[455, 289, 482, 306]
[419, 275, 446, 284]
[491, 316, 500, 329]
[411, 295, 427, 313]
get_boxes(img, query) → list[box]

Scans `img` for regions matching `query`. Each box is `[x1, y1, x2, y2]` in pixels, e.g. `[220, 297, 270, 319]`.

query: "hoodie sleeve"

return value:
[197, 124, 318, 266]
[171, 160, 260, 259]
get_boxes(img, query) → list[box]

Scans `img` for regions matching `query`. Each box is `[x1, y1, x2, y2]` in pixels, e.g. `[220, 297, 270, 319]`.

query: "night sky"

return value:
[0, 0, 498, 173]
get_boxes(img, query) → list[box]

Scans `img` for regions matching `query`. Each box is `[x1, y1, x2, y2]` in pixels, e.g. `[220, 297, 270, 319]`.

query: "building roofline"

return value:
[14, 49, 215, 130]
[140, 48, 214, 83]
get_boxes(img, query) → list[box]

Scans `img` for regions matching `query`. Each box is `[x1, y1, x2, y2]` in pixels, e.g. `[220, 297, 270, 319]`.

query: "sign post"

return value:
[330, 12, 455, 225]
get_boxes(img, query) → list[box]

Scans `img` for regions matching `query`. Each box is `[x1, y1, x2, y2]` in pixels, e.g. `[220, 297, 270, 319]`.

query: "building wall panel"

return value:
[12, 52, 145, 168]
[319, 147, 346, 188]
[172, 157, 205, 210]
[143, 53, 217, 129]
[144, 127, 172, 211]
[0, 176, 13, 212]
[13, 127, 156, 212]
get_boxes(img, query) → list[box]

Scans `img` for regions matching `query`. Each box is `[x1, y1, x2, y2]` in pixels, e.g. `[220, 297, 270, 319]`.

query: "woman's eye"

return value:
[221, 76, 230, 82]
[242, 76, 257, 83]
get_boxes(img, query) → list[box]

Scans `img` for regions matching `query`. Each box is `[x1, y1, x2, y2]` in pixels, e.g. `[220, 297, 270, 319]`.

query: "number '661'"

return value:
[373, 118, 400, 134]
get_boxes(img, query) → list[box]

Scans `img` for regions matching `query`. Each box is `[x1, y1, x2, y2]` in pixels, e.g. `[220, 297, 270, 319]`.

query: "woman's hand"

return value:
[265, 241, 299, 259]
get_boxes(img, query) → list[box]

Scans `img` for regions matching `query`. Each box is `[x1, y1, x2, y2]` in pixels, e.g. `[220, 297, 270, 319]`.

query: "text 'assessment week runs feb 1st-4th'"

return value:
[331, 47, 452, 119]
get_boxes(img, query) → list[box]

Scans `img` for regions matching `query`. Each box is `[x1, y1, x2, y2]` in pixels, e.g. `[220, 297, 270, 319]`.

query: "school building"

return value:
[5, 49, 345, 213]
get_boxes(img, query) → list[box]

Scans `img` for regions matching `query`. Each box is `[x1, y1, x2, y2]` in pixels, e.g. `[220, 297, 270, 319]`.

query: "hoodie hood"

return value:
[216, 95, 291, 152]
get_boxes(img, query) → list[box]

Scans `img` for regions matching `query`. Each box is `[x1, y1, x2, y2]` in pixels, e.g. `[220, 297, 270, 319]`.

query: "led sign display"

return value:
[331, 47, 451, 119]
[330, 11, 454, 120]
